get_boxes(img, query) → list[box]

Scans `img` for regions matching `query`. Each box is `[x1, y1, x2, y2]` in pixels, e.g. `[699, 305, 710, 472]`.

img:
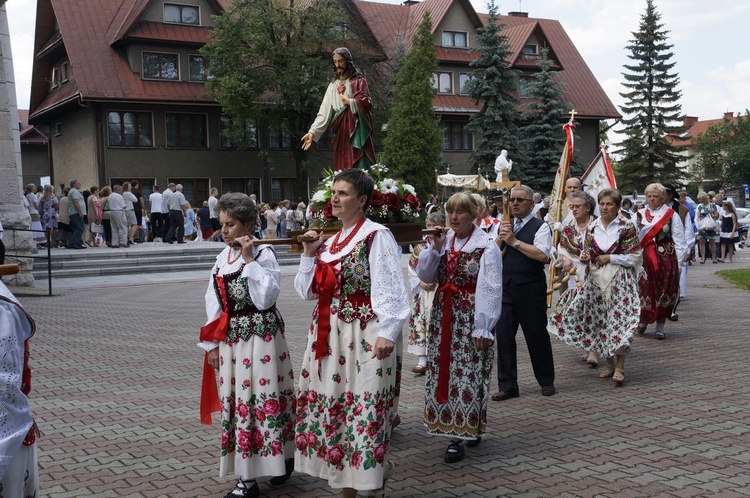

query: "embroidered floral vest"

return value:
[436, 246, 484, 310]
[315, 231, 377, 328]
[212, 263, 283, 344]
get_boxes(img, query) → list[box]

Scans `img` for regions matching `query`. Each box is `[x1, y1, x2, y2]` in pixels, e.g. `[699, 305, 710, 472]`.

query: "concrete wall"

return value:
[21, 143, 49, 186]
[49, 106, 98, 192]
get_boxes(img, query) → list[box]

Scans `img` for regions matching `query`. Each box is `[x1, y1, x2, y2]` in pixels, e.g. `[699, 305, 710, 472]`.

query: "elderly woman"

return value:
[417, 192, 503, 463]
[294, 168, 409, 498]
[695, 192, 718, 264]
[40, 185, 59, 247]
[199, 192, 296, 498]
[550, 189, 642, 384]
[24, 184, 46, 247]
[636, 183, 687, 340]
[549, 191, 598, 366]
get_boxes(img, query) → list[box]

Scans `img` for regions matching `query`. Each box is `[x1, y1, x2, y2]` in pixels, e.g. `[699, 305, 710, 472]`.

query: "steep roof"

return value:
[669, 113, 738, 147]
[18, 110, 49, 145]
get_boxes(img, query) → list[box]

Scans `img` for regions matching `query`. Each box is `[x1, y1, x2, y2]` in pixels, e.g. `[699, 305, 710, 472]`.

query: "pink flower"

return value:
[243, 379, 251, 388]
[243, 358, 251, 367]
[316, 445, 327, 460]
[262, 354, 271, 363]
[295, 433, 308, 450]
[350, 450, 362, 468]
[264, 399, 280, 416]
[308, 390, 318, 404]
[271, 440, 283, 456]
[373, 442, 388, 463]
[250, 427, 264, 451]
[344, 392, 354, 406]
[327, 444, 345, 466]
[353, 404, 363, 416]
[306, 432, 318, 447]
[259, 378, 267, 386]
[255, 408, 266, 422]
[237, 403, 249, 419]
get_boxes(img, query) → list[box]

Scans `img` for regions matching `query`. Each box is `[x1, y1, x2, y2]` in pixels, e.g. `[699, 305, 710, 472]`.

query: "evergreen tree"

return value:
[616, 0, 685, 192]
[381, 11, 442, 200]
[520, 48, 568, 191]
[465, 0, 520, 175]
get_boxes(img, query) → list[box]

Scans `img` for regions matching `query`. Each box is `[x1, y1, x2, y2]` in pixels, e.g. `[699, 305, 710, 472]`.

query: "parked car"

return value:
[735, 207, 750, 228]
[739, 225, 748, 249]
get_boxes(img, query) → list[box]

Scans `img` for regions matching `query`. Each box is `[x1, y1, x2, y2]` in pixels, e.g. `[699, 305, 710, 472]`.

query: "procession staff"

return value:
[417, 192, 503, 463]
[199, 193, 295, 498]
[294, 168, 409, 498]
[549, 189, 642, 385]
[636, 183, 687, 340]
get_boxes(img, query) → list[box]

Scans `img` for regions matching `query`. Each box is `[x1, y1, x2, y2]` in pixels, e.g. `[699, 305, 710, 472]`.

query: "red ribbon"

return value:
[312, 261, 340, 360]
[435, 282, 476, 404]
[640, 208, 674, 276]
[199, 311, 229, 425]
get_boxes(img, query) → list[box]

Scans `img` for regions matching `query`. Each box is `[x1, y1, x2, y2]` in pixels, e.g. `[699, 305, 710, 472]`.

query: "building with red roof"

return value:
[27, 0, 619, 204]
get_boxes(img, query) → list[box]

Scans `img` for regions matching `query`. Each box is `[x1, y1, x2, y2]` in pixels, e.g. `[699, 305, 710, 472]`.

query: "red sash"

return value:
[198, 311, 229, 425]
[312, 261, 340, 360]
[640, 208, 674, 274]
[436, 282, 477, 404]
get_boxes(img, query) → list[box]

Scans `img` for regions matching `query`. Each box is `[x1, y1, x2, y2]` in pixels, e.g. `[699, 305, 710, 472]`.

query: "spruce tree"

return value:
[465, 0, 520, 175]
[520, 48, 568, 191]
[381, 11, 442, 200]
[616, 0, 685, 192]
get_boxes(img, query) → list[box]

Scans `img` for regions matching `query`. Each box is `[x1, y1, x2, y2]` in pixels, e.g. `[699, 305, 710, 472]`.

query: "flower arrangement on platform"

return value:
[309, 165, 422, 228]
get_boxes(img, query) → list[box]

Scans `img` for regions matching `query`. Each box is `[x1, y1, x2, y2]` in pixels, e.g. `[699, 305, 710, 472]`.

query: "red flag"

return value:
[548, 122, 575, 225]
[581, 146, 617, 202]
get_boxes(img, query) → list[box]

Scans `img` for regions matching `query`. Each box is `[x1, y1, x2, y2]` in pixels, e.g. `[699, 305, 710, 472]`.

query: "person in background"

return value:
[130, 180, 146, 235]
[537, 197, 551, 221]
[258, 203, 268, 239]
[473, 194, 500, 238]
[183, 202, 196, 242]
[108, 185, 129, 249]
[161, 183, 176, 240]
[0, 279, 39, 496]
[99, 187, 112, 247]
[719, 201, 739, 263]
[620, 198, 634, 219]
[264, 202, 279, 240]
[40, 185, 59, 248]
[197, 201, 213, 241]
[67, 180, 87, 249]
[407, 211, 445, 375]
[121, 182, 138, 245]
[208, 187, 220, 240]
[85, 186, 100, 247]
[25, 184, 46, 248]
[695, 192, 717, 264]
[278, 200, 289, 238]
[287, 202, 305, 232]
[149, 185, 164, 242]
[57, 188, 71, 248]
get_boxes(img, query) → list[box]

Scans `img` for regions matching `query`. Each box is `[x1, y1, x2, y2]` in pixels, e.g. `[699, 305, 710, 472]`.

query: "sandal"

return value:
[444, 441, 465, 463]
[586, 352, 598, 368]
[636, 325, 647, 335]
[655, 330, 666, 340]
[224, 478, 259, 498]
[613, 368, 625, 385]
[599, 361, 615, 379]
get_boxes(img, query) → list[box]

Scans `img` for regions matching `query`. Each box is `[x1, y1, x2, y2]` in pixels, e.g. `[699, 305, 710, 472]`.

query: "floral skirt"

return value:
[294, 313, 398, 491]
[639, 242, 679, 323]
[424, 290, 492, 439]
[218, 331, 296, 479]
[549, 267, 640, 357]
[407, 289, 435, 356]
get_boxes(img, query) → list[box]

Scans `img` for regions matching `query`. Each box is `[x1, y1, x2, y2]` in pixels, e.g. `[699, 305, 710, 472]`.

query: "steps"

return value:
[30, 241, 302, 279]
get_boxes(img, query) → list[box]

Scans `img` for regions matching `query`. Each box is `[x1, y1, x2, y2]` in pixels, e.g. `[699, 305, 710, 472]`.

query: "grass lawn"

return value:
[717, 269, 750, 291]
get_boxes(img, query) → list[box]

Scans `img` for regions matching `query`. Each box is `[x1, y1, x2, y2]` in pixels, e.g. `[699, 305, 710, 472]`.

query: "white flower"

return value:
[380, 178, 399, 194]
[312, 190, 328, 203]
[402, 183, 416, 196]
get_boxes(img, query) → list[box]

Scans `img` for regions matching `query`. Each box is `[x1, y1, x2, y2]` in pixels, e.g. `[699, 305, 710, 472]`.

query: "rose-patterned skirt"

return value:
[549, 266, 640, 357]
[407, 288, 435, 356]
[294, 310, 399, 491]
[218, 331, 296, 479]
[424, 289, 493, 439]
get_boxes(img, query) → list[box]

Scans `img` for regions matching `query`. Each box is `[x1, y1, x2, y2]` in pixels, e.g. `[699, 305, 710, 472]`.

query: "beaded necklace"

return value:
[227, 248, 242, 265]
[329, 217, 366, 254]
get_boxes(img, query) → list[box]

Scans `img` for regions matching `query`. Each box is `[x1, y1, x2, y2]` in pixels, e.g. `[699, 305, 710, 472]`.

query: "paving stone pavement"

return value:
[10, 247, 750, 497]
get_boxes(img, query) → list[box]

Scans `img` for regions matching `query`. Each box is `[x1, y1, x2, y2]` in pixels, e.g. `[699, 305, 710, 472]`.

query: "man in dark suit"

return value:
[493, 185, 556, 400]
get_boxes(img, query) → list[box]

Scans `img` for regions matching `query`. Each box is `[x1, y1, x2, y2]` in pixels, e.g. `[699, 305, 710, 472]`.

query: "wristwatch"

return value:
[513, 240, 521, 249]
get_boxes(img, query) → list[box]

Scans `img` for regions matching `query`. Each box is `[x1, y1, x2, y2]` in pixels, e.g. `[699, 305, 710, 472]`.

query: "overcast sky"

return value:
[6, 0, 749, 126]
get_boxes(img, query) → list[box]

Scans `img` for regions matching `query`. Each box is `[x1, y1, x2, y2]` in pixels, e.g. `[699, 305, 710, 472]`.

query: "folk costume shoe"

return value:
[225, 478, 259, 498]
[444, 441, 465, 463]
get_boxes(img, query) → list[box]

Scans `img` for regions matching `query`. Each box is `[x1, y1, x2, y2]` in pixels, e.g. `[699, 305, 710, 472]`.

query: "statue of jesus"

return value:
[494, 150, 513, 182]
[301, 48, 376, 171]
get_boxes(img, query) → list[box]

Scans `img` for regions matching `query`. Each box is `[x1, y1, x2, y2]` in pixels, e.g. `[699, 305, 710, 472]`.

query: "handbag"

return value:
[91, 222, 104, 234]
[698, 215, 715, 231]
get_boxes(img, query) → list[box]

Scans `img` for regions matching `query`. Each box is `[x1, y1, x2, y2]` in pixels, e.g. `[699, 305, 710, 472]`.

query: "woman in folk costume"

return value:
[549, 189, 642, 385]
[417, 192, 503, 463]
[549, 191, 599, 367]
[407, 211, 446, 375]
[199, 193, 295, 498]
[294, 168, 409, 498]
[636, 183, 687, 340]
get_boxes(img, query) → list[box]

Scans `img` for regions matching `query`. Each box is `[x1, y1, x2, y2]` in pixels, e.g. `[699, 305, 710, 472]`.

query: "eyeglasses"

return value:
[509, 197, 532, 203]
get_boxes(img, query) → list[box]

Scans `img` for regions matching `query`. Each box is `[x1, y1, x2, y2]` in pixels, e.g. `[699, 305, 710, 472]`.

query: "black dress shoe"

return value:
[269, 458, 294, 485]
[541, 385, 556, 396]
[491, 390, 519, 401]
[224, 479, 258, 498]
[668, 313, 678, 322]
[444, 441, 465, 463]
[466, 436, 481, 448]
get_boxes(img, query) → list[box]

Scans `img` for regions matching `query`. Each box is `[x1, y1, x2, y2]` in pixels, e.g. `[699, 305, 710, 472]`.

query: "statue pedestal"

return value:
[490, 181, 520, 190]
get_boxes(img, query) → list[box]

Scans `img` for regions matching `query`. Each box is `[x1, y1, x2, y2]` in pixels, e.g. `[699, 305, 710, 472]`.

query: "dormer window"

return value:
[523, 44, 539, 55]
[442, 31, 468, 48]
[164, 3, 199, 25]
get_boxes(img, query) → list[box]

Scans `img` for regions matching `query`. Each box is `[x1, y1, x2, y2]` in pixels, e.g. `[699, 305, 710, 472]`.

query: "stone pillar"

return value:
[0, 4, 35, 286]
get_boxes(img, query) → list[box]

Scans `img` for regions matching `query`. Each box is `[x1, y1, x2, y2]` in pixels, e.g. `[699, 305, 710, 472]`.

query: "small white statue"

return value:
[494, 150, 513, 182]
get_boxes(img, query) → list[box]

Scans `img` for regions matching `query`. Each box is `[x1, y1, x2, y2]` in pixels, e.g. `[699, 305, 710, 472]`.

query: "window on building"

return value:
[459, 73, 473, 94]
[431, 72, 453, 94]
[53, 122, 62, 136]
[142, 52, 179, 80]
[168, 178, 209, 206]
[188, 55, 206, 81]
[518, 76, 534, 99]
[108, 111, 153, 147]
[110, 178, 154, 201]
[269, 129, 291, 150]
[221, 178, 261, 196]
[271, 178, 296, 203]
[219, 116, 258, 149]
[442, 122, 472, 151]
[164, 3, 199, 25]
[50, 67, 58, 89]
[442, 31, 468, 48]
[166, 113, 208, 148]
[523, 44, 539, 55]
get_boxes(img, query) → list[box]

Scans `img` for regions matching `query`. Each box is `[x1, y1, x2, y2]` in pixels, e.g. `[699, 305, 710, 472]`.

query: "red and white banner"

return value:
[581, 145, 617, 203]
[548, 122, 575, 225]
